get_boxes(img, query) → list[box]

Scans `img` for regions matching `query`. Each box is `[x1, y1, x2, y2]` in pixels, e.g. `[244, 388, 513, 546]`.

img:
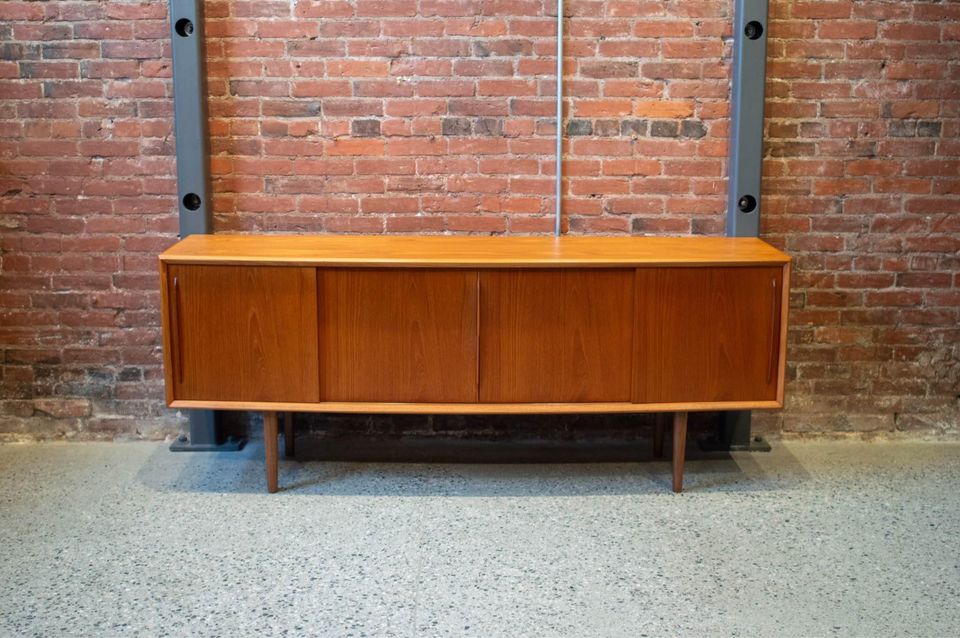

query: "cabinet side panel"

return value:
[172, 265, 320, 403]
[159, 261, 175, 405]
[317, 269, 479, 403]
[633, 266, 782, 404]
[479, 269, 634, 403]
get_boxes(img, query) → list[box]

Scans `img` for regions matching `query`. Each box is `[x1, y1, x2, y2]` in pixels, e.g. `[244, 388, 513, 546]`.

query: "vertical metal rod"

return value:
[554, 0, 563, 237]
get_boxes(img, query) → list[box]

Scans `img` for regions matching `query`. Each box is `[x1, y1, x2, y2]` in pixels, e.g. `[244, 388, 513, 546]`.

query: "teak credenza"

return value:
[159, 235, 790, 493]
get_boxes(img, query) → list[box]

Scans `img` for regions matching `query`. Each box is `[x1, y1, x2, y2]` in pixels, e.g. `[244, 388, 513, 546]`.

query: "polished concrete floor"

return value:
[0, 439, 958, 637]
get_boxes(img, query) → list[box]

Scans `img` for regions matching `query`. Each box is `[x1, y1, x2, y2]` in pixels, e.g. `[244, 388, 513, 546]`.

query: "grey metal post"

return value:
[170, 0, 211, 236]
[727, 0, 768, 237]
[719, 0, 770, 451]
[167, 0, 243, 452]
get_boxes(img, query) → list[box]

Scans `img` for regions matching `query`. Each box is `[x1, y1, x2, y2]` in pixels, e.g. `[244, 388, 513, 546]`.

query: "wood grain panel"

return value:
[161, 235, 791, 268]
[318, 269, 478, 402]
[479, 269, 634, 403]
[633, 266, 783, 404]
[167, 265, 319, 403]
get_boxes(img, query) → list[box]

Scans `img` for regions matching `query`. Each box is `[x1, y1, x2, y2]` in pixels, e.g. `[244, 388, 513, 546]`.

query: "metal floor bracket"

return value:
[168, 406, 246, 452]
[700, 435, 772, 453]
[170, 435, 247, 452]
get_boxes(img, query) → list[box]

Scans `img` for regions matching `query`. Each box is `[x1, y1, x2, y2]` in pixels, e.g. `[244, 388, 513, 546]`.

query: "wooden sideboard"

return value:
[159, 235, 791, 493]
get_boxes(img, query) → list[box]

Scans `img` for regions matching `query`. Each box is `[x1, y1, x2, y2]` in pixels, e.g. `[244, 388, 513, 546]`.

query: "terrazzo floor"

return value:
[0, 439, 958, 637]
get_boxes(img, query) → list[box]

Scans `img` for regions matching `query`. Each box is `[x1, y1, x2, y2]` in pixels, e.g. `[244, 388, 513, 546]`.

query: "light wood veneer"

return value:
[317, 268, 479, 403]
[161, 234, 789, 268]
[479, 269, 635, 403]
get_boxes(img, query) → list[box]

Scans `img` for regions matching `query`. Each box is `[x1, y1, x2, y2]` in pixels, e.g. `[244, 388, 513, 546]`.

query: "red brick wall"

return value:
[0, 1, 957, 439]
[763, 0, 959, 434]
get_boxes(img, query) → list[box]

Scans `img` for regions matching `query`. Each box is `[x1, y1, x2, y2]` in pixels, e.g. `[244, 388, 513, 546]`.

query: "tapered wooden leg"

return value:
[263, 411, 279, 493]
[672, 411, 688, 493]
[653, 413, 665, 459]
[283, 411, 295, 459]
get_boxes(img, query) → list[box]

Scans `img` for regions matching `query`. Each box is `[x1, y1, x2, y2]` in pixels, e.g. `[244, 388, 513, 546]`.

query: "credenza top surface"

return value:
[160, 235, 790, 268]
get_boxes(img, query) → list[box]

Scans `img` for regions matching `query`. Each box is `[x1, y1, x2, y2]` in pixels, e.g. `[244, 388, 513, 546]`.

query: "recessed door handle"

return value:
[767, 277, 779, 385]
[172, 275, 185, 385]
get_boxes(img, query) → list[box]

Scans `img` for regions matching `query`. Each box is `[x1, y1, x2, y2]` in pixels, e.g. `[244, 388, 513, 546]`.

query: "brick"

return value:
[566, 120, 593, 136]
[356, 0, 417, 16]
[590, 120, 617, 137]
[474, 118, 503, 136]
[327, 60, 390, 77]
[916, 121, 942, 137]
[41, 42, 101, 60]
[478, 79, 536, 96]
[818, 20, 876, 40]
[472, 39, 532, 57]
[80, 60, 140, 80]
[882, 23, 941, 41]
[386, 138, 448, 156]
[0, 2, 45, 20]
[447, 138, 507, 155]
[449, 176, 509, 193]
[662, 40, 724, 59]
[574, 99, 632, 117]
[351, 119, 382, 137]
[579, 61, 639, 79]
[602, 160, 661, 176]
[287, 41, 344, 58]
[31, 398, 92, 419]
[441, 118, 472, 136]
[634, 101, 695, 118]
[20, 62, 78, 79]
[294, 1, 355, 18]
[597, 41, 658, 58]
[415, 80, 475, 97]
[680, 120, 707, 139]
[620, 119, 648, 136]
[792, 2, 853, 19]
[444, 214, 507, 233]
[888, 120, 917, 137]
[391, 59, 451, 76]
[650, 121, 679, 137]
[354, 80, 415, 98]
[385, 215, 446, 232]
[451, 99, 510, 116]
[291, 80, 351, 98]
[411, 39, 470, 57]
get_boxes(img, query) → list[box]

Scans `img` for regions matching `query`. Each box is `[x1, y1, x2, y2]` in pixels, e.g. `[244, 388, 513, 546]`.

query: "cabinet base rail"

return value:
[261, 410, 690, 494]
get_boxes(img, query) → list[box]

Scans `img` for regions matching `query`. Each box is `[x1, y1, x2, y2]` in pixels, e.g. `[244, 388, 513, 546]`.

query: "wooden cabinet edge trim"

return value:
[159, 258, 791, 269]
[170, 399, 784, 414]
[159, 261, 176, 406]
[160, 236, 791, 268]
[777, 262, 791, 405]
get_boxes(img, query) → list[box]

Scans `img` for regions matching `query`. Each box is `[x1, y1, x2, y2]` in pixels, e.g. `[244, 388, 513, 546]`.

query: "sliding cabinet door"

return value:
[633, 266, 784, 404]
[479, 269, 634, 403]
[165, 265, 319, 403]
[318, 269, 478, 403]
